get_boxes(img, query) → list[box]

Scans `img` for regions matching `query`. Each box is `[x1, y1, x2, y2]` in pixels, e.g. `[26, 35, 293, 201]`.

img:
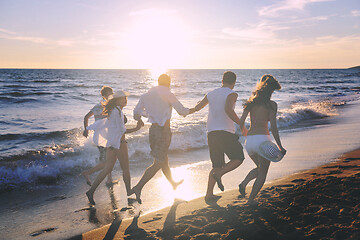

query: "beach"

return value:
[0, 69, 359, 239]
[81, 148, 360, 240]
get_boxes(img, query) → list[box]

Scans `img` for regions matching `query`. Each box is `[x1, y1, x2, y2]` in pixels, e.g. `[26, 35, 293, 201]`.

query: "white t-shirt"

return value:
[133, 86, 190, 126]
[206, 87, 236, 134]
[90, 103, 106, 121]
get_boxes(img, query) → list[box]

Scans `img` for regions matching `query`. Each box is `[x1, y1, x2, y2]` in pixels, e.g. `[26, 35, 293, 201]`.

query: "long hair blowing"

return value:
[243, 75, 281, 110]
[102, 98, 118, 116]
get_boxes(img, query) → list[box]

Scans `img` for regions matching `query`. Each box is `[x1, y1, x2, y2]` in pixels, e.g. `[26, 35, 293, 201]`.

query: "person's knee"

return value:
[152, 160, 163, 169]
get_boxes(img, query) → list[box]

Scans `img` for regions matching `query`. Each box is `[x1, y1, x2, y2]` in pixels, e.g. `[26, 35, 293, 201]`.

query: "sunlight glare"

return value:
[124, 15, 192, 69]
[156, 165, 200, 206]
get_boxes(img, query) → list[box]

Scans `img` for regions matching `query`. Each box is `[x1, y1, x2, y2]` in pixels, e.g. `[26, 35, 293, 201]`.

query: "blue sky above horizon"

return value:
[0, 0, 359, 69]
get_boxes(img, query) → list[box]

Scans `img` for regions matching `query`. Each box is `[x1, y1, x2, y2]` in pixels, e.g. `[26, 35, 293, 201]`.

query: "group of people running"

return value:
[82, 71, 286, 206]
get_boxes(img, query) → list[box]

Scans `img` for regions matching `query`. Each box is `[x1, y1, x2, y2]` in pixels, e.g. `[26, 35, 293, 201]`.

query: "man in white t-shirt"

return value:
[81, 86, 113, 186]
[131, 74, 193, 203]
[190, 71, 244, 203]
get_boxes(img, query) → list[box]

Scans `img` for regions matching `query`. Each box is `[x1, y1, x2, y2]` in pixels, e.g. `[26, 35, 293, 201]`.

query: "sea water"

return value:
[0, 69, 360, 239]
[0, 68, 359, 191]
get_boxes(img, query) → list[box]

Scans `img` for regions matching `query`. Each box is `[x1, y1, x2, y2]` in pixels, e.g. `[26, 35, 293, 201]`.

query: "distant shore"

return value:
[81, 148, 360, 240]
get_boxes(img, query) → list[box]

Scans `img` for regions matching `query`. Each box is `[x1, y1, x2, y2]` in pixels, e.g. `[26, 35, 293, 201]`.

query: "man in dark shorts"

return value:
[190, 71, 244, 202]
[131, 74, 193, 203]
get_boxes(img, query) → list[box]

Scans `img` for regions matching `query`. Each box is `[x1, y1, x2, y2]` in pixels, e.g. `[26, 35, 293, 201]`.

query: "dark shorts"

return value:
[97, 146, 107, 162]
[149, 124, 172, 162]
[208, 130, 244, 168]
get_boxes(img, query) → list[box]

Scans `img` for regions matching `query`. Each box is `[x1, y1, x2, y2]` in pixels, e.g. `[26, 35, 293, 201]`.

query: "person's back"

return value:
[247, 103, 275, 136]
[207, 87, 236, 134]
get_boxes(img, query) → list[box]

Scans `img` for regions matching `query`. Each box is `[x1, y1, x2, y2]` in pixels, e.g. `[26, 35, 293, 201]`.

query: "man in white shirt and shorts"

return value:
[131, 74, 193, 203]
[190, 71, 244, 203]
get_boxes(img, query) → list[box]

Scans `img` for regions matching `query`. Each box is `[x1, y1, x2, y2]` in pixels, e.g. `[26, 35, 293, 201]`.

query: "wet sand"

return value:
[81, 148, 360, 239]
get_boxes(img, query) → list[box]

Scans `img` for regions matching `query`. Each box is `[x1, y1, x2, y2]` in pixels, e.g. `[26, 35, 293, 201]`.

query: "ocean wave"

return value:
[0, 128, 82, 144]
[277, 100, 338, 128]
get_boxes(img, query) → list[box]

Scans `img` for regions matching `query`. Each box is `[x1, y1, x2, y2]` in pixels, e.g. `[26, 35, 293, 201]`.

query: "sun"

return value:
[124, 14, 192, 69]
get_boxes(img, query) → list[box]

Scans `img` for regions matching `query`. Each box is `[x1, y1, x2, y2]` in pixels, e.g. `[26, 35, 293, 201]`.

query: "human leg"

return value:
[81, 162, 106, 186]
[117, 141, 131, 195]
[205, 167, 221, 200]
[131, 161, 162, 203]
[212, 131, 244, 191]
[247, 156, 270, 204]
[159, 156, 184, 190]
[239, 154, 259, 197]
[86, 148, 117, 204]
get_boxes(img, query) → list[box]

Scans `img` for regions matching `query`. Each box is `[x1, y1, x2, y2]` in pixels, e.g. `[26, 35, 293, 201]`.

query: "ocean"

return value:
[0, 68, 359, 192]
[1, 68, 360, 239]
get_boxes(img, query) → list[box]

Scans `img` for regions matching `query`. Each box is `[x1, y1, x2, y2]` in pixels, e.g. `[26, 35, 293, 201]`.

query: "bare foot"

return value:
[81, 172, 91, 186]
[132, 187, 142, 204]
[239, 183, 246, 198]
[204, 195, 221, 204]
[212, 172, 224, 191]
[246, 199, 258, 206]
[172, 179, 184, 190]
[86, 191, 95, 205]
[127, 188, 134, 197]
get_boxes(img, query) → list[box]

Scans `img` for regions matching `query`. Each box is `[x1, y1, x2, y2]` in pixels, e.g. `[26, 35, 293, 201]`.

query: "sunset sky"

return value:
[0, 0, 359, 69]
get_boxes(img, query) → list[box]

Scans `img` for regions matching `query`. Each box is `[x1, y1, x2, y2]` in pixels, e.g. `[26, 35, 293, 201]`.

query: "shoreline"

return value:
[80, 148, 360, 239]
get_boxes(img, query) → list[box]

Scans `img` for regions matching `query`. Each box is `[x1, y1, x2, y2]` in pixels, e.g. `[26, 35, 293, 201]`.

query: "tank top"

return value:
[207, 87, 236, 134]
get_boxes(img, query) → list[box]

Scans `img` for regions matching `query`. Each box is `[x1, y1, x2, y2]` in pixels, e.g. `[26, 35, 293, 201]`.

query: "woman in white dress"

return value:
[239, 75, 286, 205]
[86, 91, 144, 205]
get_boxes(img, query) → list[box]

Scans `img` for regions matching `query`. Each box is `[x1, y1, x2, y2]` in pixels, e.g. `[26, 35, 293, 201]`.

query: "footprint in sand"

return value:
[291, 179, 305, 183]
[45, 195, 67, 201]
[345, 157, 360, 161]
[30, 228, 57, 237]
[142, 216, 163, 223]
[276, 184, 294, 188]
[74, 207, 94, 212]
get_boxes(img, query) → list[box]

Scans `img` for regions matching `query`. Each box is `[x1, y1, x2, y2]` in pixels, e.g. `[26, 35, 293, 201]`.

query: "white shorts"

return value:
[245, 135, 272, 156]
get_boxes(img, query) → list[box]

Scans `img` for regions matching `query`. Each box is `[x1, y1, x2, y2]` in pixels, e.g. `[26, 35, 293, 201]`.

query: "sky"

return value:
[0, 0, 359, 69]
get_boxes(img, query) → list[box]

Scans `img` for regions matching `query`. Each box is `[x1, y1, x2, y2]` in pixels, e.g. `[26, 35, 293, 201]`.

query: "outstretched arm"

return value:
[269, 101, 286, 154]
[239, 109, 249, 136]
[225, 93, 240, 125]
[125, 120, 144, 134]
[190, 95, 208, 114]
[83, 111, 94, 137]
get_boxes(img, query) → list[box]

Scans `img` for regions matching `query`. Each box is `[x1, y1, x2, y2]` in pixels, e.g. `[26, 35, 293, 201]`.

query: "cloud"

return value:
[220, 15, 329, 42]
[222, 21, 288, 41]
[259, 0, 334, 17]
[129, 8, 177, 16]
[351, 10, 360, 17]
[0, 28, 16, 35]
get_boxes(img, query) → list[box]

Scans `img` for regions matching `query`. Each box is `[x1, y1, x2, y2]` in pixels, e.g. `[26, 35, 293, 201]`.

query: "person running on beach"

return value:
[189, 71, 245, 203]
[131, 74, 192, 204]
[85, 91, 144, 205]
[238, 75, 286, 205]
[81, 86, 113, 186]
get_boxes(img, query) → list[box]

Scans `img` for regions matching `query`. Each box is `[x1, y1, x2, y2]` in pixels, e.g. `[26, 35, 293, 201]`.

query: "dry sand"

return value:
[80, 148, 360, 240]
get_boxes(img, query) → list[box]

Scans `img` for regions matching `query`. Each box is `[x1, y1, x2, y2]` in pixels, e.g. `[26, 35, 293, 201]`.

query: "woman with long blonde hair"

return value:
[239, 75, 286, 205]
